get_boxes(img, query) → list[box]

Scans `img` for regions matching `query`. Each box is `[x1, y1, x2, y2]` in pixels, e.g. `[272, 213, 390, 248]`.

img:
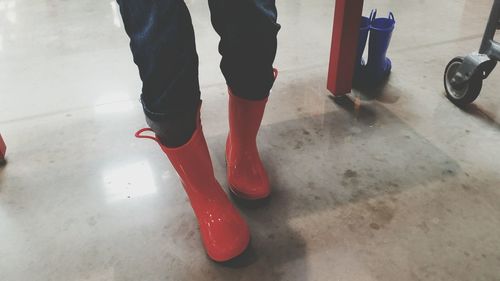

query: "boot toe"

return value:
[229, 173, 270, 200]
[199, 207, 250, 262]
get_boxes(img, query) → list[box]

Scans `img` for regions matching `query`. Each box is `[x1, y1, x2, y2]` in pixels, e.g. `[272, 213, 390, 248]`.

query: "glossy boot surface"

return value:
[366, 12, 395, 84]
[136, 110, 250, 262]
[226, 90, 270, 200]
[0, 133, 6, 163]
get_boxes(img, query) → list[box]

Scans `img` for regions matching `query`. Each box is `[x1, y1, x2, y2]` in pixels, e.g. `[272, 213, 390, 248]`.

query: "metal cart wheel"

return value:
[444, 57, 483, 107]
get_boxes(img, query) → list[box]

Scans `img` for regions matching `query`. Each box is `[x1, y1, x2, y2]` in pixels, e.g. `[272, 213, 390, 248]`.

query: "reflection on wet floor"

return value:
[1, 0, 500, 280]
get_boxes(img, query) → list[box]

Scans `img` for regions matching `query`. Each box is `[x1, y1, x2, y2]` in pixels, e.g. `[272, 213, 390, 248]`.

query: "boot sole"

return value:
[225, 157, 271, 201]
[228, 184, 270, 200]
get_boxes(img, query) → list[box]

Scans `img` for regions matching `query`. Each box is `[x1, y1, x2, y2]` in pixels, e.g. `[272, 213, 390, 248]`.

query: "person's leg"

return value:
[208, 0, 279, 199]
[117, 0, 250, 261]
[208, 0, 280, 100]
[117, 0, 199, 147]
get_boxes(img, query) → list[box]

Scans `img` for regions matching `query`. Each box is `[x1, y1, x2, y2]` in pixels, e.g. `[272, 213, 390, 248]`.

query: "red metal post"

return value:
[327, 0, 364, 96]
[0, 133, 6, 162]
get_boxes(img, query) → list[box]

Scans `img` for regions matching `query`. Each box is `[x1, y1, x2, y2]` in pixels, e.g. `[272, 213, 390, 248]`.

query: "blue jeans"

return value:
[117, 0, 280, 146]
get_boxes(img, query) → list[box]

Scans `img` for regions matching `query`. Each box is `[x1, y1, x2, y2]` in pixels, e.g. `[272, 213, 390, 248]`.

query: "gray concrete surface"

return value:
[1, 0, 499, 280]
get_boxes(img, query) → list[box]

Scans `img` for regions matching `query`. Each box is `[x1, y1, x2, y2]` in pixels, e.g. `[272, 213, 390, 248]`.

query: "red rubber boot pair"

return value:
[136, 107, 250, 262]
[135, 71, 274, 261]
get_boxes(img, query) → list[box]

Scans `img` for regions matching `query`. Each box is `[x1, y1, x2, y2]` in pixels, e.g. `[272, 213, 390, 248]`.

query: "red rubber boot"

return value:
[226, 69, 277, 200]
[136, 107, 250, 262]
[0, 133, 6, 163]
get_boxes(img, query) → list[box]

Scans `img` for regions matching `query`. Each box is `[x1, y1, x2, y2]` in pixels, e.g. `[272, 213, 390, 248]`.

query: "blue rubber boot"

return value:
[366, 12, 395, 85]
[353, 10, 375, 84]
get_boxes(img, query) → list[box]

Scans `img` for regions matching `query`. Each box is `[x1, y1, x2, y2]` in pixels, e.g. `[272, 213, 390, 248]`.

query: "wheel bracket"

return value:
[450, 53, 496, 88]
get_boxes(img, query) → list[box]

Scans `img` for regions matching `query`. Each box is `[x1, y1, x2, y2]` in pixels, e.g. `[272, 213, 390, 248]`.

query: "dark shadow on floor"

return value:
[462, 103, 500, 131]
[352, 75, 401, 104]
[0, 158, 6, 191]
[204, 84, 461, 280]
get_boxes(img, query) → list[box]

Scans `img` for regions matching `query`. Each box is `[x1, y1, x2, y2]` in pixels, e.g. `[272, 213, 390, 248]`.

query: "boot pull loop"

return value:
[388, 12, 395, 22]
[273, 68, 279, 80]
[135, 128, 160, 144]
[370, 9, 377, 22]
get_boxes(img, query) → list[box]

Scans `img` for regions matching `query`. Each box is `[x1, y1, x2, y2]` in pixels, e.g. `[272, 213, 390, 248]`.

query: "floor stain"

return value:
[343, 169, 358, 179]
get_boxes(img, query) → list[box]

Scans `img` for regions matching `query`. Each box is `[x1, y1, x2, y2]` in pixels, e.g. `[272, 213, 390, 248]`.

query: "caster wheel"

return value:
[444, 57, 482, 107]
